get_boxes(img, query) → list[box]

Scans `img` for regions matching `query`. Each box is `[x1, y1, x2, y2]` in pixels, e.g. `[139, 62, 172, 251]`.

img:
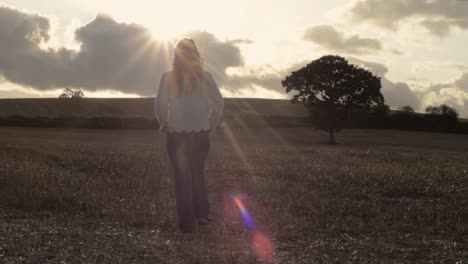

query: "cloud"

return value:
[0, 5, 57, 88]
[0, 88, 40, 98]
[391, 49, 403, 56]
[348, 58, 468, 116]
[430, 72, 468, 93]
[225, 57, 424, 110]
[303, 25, 382, 55]
[223, 61, 309, 96]
[188, 31, 246, 86]
[448, 64, 468, 71]
[414, 71, 468, 116]
[348, 57, 421, 109]
[455, 72, 468, 92]
[66, 13, 168, 95]
[227, 39, 254, 45]
[349, 0, 468, 36]
[423, 89, 468, 117]
[0, 5, 245, 96]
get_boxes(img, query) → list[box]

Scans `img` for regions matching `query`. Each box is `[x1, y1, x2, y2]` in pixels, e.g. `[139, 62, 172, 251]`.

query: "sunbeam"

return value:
[221, 121, 253, 171]
[111, 35, 174, 87]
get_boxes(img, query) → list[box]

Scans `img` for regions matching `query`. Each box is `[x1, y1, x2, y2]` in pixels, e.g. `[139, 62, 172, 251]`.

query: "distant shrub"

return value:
[398, 105, 415, 113]
[59, 88, 85, 98]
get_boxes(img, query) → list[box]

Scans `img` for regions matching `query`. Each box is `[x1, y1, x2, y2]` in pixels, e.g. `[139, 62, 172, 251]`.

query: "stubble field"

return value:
[0, 125, 467, 263]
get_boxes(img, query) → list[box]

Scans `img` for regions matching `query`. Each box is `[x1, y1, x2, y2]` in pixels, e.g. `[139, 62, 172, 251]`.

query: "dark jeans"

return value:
[165, 130, 211, 230]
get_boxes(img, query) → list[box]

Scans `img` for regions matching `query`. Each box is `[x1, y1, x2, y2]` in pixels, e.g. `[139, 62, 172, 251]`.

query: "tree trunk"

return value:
[328, 129, 336, 144]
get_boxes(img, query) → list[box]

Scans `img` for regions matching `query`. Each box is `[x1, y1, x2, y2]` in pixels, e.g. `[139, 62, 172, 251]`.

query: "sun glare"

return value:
[148, 26, 180, 41]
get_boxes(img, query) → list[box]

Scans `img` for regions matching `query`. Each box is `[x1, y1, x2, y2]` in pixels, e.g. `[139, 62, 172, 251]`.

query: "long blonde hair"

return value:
[172, 38, 204, 97]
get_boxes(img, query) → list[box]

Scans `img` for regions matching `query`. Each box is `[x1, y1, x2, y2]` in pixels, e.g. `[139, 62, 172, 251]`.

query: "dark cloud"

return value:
[0, 6, 245, 96]
[303, 25, 382, 55]
[348, 57, 421, 109]
[349, 0, 468, 36]
[0, 5, 58, 88]
[65, 13, 169, 95]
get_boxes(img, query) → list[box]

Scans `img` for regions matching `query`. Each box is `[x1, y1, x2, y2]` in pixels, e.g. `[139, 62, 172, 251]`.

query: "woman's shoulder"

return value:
[202, 70, 215, 80]
[162, 70, 175, 78]
[160, 71, 178, 85]
[201, 70, 211, 75]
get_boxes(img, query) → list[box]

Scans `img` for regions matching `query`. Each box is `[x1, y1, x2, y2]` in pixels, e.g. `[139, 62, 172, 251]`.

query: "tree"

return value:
[425, 104, 459, 130]
[59, 88, 73, 98]
[72, 90, 85, 98]
[281, 55, 384, 143]
[371, 103, 390, 116]
[398, 105, 415, 113]
[425, 104, 458, 118]
[59, 88, 84, 98]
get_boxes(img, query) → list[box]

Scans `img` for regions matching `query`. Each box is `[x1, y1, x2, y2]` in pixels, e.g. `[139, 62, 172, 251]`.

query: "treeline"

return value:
[0, 104, 467, 134]
[347, 112, 468, 133]
[347, 104, 468, 133]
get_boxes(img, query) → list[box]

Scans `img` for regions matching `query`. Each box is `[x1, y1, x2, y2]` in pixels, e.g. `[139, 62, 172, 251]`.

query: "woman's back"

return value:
[155, 70, 224, 134]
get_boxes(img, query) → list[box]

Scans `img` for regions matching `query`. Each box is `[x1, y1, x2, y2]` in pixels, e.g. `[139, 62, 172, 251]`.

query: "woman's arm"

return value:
[155, 73, 169, 134]
[206, 72, 224, 133]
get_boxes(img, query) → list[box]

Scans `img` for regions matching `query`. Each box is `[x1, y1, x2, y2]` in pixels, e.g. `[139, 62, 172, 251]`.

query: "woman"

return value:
[155, 38, 224, 233]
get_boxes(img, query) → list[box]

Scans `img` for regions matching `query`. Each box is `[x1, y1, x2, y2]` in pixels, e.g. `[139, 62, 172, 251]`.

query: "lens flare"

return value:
[252, 231, 274, 262]
[233, 197, 256, 230]
[232, 195, 275, 263]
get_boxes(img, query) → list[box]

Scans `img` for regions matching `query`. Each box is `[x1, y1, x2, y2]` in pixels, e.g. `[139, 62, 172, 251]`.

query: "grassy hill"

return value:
[0, 98, 308, 118]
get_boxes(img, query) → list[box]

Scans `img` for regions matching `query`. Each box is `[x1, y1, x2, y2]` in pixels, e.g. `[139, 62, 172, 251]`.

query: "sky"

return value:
[1, 0, 468, 116]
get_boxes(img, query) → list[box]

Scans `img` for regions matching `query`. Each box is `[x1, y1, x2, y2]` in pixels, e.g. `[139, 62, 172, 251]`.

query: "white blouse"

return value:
[154, 70, 224, 134]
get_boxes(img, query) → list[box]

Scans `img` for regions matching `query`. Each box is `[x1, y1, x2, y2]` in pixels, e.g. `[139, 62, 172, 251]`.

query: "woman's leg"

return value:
[166, 133, 196, 231]
[190, 131, 211, 220]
